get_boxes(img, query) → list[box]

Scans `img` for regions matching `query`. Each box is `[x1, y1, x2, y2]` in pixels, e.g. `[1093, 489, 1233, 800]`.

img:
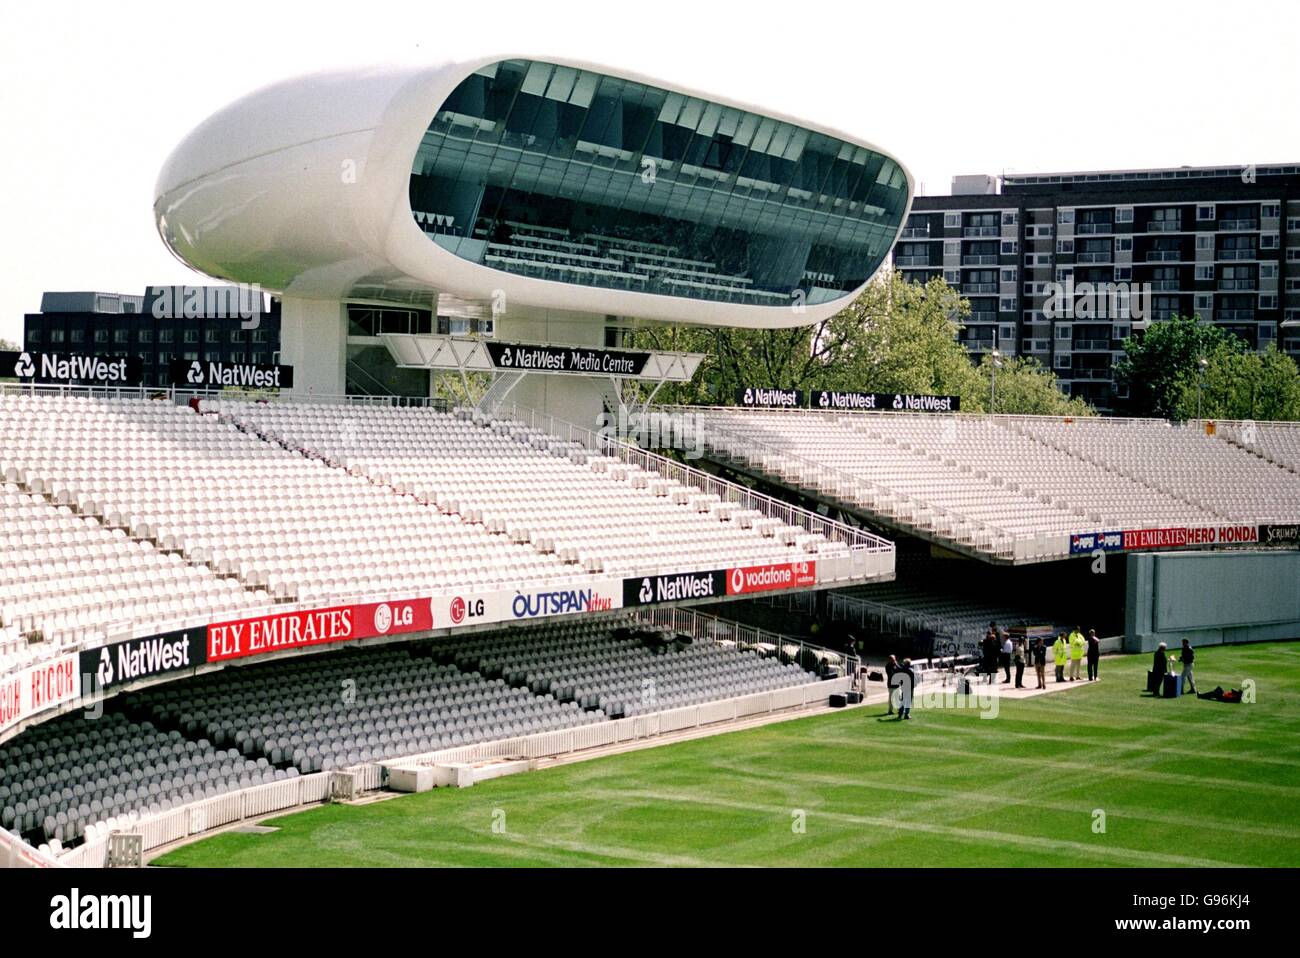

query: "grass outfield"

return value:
[153, 641, 1300, 868]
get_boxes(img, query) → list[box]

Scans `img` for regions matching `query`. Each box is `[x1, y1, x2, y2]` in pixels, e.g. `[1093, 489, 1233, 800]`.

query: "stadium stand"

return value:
[2, 610, 837, 858]
[676, 407, 1300, 561]
[203, 398, 848, 576]
[1216, 420, 1300, 474]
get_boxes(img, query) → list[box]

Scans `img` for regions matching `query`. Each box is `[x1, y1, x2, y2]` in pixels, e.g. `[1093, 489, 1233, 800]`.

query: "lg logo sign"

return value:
[449, 596, 485, 625]
[372, 603, 414, 634]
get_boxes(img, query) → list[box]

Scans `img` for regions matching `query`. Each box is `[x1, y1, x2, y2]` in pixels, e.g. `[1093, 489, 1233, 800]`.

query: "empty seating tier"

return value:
[677, 407, 1300, 562]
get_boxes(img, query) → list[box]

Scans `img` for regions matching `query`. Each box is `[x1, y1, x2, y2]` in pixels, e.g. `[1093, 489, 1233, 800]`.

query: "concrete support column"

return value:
[279, 297, 348, 397]
[494, 306, 609, 428]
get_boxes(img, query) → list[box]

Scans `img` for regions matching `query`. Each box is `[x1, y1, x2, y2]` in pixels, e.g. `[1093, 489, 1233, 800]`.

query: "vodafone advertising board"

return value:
[0, 655, 81, 735]
[207, 598, 433, 663]
[725, 560, 816, 596]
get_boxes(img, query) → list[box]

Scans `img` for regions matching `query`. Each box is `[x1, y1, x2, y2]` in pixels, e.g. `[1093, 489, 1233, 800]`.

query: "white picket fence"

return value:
[9, 676, 847, 869]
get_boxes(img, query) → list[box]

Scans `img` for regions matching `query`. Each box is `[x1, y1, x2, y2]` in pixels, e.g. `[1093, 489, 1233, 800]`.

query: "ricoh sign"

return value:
[168, 359, 294, 389]
[2, 350, 142, 385]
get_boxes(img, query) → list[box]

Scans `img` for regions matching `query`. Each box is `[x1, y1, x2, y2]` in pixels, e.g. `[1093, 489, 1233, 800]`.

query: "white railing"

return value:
[496, 401, 895, 581]
[0, 381, 448, 409]
[636, 604, 856, 678]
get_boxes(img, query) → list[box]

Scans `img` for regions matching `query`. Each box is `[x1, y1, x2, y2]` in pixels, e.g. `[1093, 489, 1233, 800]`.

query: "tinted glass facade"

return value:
[410, 59, 908, 309]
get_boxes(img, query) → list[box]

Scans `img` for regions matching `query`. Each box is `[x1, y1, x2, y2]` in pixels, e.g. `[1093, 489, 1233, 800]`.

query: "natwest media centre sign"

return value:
[207, 597, 432, 662]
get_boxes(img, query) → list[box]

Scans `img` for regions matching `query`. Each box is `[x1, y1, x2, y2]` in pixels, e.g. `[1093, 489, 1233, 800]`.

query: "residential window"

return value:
[1116, 207, 1134, 223]
[1195, 265, 1214, 281]
[94, 329, 108, 343]
[114, 329, 129, 344]
[944, 213, 961, 228]
[1196, 205, 1215, 221]
[49, 329, 65, 344]
[70, 328, 84, 344]
[159, 329, 174, 344]
[183, 329, 198, 344]
[1056, 239, 1074, 254]
[1001, 240, 1019, 255]
[1116, 237, 1133, 252]
[1261, 203, 1280, 218]
[138, 329, 153, 343]
[1057, 209, 1075, 224]
[1261, 233, 1279, 249]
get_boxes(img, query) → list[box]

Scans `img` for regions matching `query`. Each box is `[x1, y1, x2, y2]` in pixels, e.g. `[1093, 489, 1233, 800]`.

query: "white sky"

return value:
[1, 0, 1298, 344]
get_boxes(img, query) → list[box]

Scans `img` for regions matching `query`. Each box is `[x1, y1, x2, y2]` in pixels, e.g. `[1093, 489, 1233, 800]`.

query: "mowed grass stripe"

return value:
[153, 641, 1300, 868]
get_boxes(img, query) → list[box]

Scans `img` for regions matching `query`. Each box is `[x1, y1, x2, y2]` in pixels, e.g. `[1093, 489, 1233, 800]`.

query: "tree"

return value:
[1113, 314, 1247, 418]
[0, 338, 18, 351]
[625, 272, 1092, 416]
[979, 354, 1093, 416]
[1173, 342, 1300, 421]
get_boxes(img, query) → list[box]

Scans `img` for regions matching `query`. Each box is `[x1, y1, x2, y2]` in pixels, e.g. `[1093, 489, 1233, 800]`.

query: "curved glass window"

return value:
[409, 59, 909, 309]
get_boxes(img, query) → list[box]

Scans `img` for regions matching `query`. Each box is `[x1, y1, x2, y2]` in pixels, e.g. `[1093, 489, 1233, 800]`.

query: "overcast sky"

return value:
[1, 0, 1297, 344]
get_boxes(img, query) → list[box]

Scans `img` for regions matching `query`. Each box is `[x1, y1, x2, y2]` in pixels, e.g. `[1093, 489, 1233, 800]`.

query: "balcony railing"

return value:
[1151, 279, 1180, 291]
[1064, 368, 1113, 380]
[1219, 249, 1256, 260]
[1076, 222, 1113, 234]
[1220, 219, 1259, 231]
[1147, 250, 1182, 261]
[1147, 220, 1182, 232]
[895, 255, 931, 267]
[1072, 339, 1114, 351]
[1218, 309, 1256, 320]
[899, 227, 931, 239]
[1076, 252, 1112, 263]
[961, 255, 998, 265]
[1218, 279, 1257, 290]
[962, 283, 998, 294]
[963, 226, 999, 237]
[967, 312, 998, 323]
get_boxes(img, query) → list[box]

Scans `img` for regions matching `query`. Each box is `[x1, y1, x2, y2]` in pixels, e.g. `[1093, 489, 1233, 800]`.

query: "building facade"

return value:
[152, 56, 912, 420]
[22, 289, 281, 388]
[892, 164, 1300, 409]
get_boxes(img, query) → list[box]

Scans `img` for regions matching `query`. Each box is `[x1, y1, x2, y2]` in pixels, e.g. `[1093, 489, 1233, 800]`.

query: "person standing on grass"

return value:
[1151, 642, 1169, 695]
[1053, 633, 1068, 683]
[1068, 626, 1086, 681]
[982, 624, 999, 685]
[1179, 639, 1197, 695]
[1033, 638, 1047, 689]
[885, 654, 899, 716]
[898, 658, 916, 720]
[1086, 629, 1101, 681]
[1000, 632, 1013, 684]
[1013, 636, 1027, 689]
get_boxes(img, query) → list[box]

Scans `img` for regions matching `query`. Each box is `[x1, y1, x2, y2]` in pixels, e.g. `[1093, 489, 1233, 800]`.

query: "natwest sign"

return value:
[81, 629, 204, 692]
[736, 387, 803, 408]
[2, 350, 142, 385]
[169, 359, 294, 389]
[207, 597, 431, 662]
[624, 570, 726, 607]
[0, 655, 81, 735]
[726, 561, 816, 595]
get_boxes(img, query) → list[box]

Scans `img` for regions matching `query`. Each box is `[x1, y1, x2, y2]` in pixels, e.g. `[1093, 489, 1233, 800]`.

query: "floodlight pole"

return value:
[989, 348, 1002, 414]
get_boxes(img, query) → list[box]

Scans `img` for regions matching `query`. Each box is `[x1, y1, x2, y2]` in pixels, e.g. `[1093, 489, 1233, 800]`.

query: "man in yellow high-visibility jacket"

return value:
[1053, 634, 1068, 683]
[1068, 627, 1086, 681]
